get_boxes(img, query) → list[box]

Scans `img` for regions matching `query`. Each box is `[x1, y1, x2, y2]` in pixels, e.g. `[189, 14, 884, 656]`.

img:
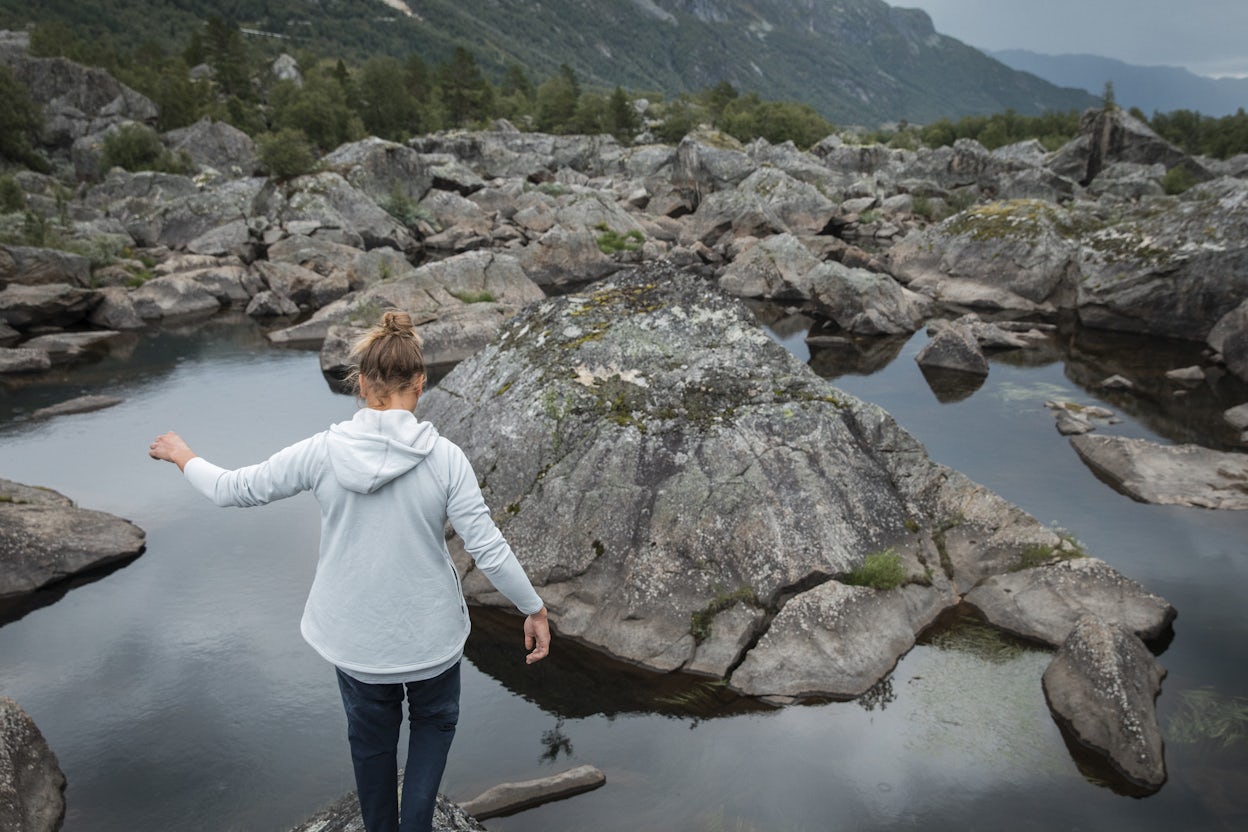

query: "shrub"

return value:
[0, 175, 23, 213]
[100, 123, 191, 174]
[596, 224, 644, 253]
[257, 128, 316, 181]
[1162, 165, 1199, 195]
[843, 549, 907, 591]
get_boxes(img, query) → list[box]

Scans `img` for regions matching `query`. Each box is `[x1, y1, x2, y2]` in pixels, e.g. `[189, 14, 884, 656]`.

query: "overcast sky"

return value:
[901, 0, 1248, 78]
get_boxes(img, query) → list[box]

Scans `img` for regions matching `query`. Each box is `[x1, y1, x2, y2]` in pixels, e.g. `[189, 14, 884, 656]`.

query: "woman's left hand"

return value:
[149, 431, 198, 471]
[524, 606, 551, 664]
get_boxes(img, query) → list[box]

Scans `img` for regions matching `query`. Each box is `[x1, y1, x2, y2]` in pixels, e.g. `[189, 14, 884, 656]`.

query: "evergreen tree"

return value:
[354, 56, 420, 140]
[0, 64, 46, 170]
[437, 46, 493, 127]
[607, 86, 638, 142]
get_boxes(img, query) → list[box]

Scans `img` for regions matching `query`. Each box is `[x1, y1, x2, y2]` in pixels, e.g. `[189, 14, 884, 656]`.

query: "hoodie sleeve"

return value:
[442, 441, 544, 615]
[184, 435, 324, 508]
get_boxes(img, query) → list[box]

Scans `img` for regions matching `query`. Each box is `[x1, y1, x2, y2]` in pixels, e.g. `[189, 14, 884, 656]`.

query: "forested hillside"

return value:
[0, 0, 1097, 124]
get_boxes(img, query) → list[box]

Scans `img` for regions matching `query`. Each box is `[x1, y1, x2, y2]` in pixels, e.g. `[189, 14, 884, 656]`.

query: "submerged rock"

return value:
[1042, 615, 1167, 793]
[289, 791, 483, 832]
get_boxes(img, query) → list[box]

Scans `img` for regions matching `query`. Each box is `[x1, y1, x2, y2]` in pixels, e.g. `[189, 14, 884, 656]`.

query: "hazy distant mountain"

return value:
[0, 0, 1098, 125]
[991, 49, 1248, 116]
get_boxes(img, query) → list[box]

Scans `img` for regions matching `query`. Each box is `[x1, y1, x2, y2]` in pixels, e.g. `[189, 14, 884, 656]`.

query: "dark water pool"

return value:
[1, 312, 1245, 831]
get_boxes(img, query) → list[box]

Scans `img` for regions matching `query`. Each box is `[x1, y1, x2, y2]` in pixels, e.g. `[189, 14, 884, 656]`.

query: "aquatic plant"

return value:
[1166, 688, 1248, 748]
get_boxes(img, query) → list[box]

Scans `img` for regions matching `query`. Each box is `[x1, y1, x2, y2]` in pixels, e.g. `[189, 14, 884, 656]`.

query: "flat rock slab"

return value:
[963, 557, 1176, 648]
[459, 765, 606, 820]
[730, 581, 953, 701]
[31, 394, 124, 419]
[1070, 433, 1248, 509]
[0, 480, 146, 600]
[1043, 615, 1167, 793]
[0, 697, 66, 832]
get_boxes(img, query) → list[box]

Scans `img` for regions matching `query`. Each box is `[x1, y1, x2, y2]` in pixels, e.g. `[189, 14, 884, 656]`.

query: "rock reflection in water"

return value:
[808, 331, 909, 379]
[916, 364, 986, 403]
[463, 607, 769, 721]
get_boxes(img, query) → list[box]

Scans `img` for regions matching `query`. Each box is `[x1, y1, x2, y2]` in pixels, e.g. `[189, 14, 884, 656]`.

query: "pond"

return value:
[1, 310, 1246, 832]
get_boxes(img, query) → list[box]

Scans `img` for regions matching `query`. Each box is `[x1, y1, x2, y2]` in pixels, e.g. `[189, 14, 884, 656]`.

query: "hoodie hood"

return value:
[326, 408, 439, 493]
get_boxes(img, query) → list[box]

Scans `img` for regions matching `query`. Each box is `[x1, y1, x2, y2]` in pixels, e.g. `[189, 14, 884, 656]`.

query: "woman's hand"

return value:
[524, 606, 551, 664]
[149, 431, 197, 471]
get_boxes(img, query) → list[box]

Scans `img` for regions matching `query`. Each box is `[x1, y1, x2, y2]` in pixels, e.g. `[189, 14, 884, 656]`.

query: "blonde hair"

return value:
[348, 309, 426, 404]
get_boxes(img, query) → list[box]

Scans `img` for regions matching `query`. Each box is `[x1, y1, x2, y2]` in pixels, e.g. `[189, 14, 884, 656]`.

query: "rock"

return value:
[129, 274, 222, 320]
[121, 177, 266, 250]
[1164, 365, 1206, 385]
[914, 326, 989, 375]
[289, 790, 484, 832]
[889, 200, 1077, 314]
[0, 283, 97, 329]
[186, 219, 254, 259]
[717, 233, 820, 300]
[87, 286, 145, 330]
[317, 250, 544, 374]
[1208, 299, 1248, 382]
[245, 290, 300, 318]
[278, 173, 417, 253]
[1224, 403, 1248, 431]
[1085, 162, 1166, 201]
[458, 765, 606, 820]
[321, 137, 433, 206]
[1048, 107, 1210, 187]
[1070, 434, 1248, 509]
[0, 697, 66, 832]
[730, 581, 952, 700]
[20, 331, 122, 364]
[0, 245, 91, 289]
[0, 479, 146, 600]
[736, 167, 836, 235]
[162, 117, 259, 178]
[30, 394, 124, 419]
[1099, 374, 1135, 391]
[254, 261, 350, 311]
[3, 51, 157, 149]
[964, 557, 1176, 647]
[807, 261, 933, 335]
[673, 132, 756, 197]
[271, 53, 302, 86]
[683, 188, 788, 247]
[0, 347, 51, 374]
[1055, 409, 1095, 435]
[418, 264, 1090, 689]
[1042, 616, 1167, 793]
[518, 226, 619, 288]
[685, 601, 766, 678]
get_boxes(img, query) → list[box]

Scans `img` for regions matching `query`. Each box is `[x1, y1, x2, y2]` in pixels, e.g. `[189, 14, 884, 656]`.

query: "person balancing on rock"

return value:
[148, 309, 550, 832]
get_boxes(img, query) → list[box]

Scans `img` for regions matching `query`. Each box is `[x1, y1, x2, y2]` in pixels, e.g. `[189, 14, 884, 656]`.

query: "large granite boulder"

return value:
[1042, 615, 1167, 793]
[0, 698, 65, 832]
[321, 137, 433, 205]
[417, 264, 1167, 699]
[1047, 107, 1211, 186]
[410, 131, 624, 181]
[1208, 299, 1248, 382]
[0, 283, 97, 330]
[163, 117, 259, 178]
[1, 50, 157, 149]
[0, 478, 146, 601]
[270, 173, 416, 253]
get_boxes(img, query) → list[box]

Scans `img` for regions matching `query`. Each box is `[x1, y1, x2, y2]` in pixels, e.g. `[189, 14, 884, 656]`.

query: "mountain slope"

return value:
[992, 49, 1248, 117]
[0, 0, 1098, 124]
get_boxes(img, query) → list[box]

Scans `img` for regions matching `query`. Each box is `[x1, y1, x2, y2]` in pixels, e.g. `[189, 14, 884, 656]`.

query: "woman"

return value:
[149, 310, 549, 832]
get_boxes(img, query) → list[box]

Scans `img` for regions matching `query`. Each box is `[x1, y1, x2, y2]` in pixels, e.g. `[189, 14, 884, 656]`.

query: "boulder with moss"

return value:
[416, 264, 1172, 700]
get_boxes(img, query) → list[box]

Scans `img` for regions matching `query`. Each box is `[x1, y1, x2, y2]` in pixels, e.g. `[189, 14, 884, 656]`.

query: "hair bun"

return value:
[380, 309, 414, 335]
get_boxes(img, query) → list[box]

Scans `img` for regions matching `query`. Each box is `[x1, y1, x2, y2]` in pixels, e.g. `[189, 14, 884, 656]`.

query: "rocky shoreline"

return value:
[3, 38, 1245, 829]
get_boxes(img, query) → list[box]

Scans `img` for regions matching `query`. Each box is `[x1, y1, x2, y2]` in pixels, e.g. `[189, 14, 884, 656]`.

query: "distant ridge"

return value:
[991, 49, 1248, 116]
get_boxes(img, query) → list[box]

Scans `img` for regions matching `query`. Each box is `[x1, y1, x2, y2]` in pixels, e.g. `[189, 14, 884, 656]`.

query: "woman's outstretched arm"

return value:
[149, 431, 198, 470]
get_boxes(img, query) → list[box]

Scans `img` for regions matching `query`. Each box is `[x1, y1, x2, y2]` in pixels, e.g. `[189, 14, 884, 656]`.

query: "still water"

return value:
[1, 312, 1246, 832]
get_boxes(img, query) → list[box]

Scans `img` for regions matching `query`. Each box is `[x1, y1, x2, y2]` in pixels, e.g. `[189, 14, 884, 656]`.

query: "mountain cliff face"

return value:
[0, 0, 1097, 124]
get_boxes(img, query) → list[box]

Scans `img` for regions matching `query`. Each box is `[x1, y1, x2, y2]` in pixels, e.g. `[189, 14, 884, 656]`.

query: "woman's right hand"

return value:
[149, 431, 198, 471]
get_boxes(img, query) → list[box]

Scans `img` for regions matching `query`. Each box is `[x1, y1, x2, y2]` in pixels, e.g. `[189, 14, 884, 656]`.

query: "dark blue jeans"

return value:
[335, 662, 461, 832]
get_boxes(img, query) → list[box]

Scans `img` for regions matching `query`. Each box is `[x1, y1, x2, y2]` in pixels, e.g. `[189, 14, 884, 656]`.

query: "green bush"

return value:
[1162, 165, 1199, 195]
[596, 225, 644, 253]
[0, 175, 24, 213]
[843, 549, 907, 591]
[100, 123, 190, 174]
[257, 128, 316, 181]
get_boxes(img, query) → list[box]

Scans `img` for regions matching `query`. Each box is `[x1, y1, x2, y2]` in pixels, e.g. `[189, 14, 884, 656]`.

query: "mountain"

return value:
[991, 49, 1248, 117]
[0, 0, 1098, 125]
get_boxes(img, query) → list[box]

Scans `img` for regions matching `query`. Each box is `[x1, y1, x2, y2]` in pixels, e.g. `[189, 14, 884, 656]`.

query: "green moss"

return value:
[1010, 536, 1086, 572]
[690, 587, 757, 643]
[592, 539, 605, 557]
[505, 502, 521, 515]
[495, 380, 513, 397]
[449, 289, 496, 304]
[842, 548, 907, 590]
[595, 223, 645, 254]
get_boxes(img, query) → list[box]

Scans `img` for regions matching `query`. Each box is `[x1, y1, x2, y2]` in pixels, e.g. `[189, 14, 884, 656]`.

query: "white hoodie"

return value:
[183, 408, 544, 682]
